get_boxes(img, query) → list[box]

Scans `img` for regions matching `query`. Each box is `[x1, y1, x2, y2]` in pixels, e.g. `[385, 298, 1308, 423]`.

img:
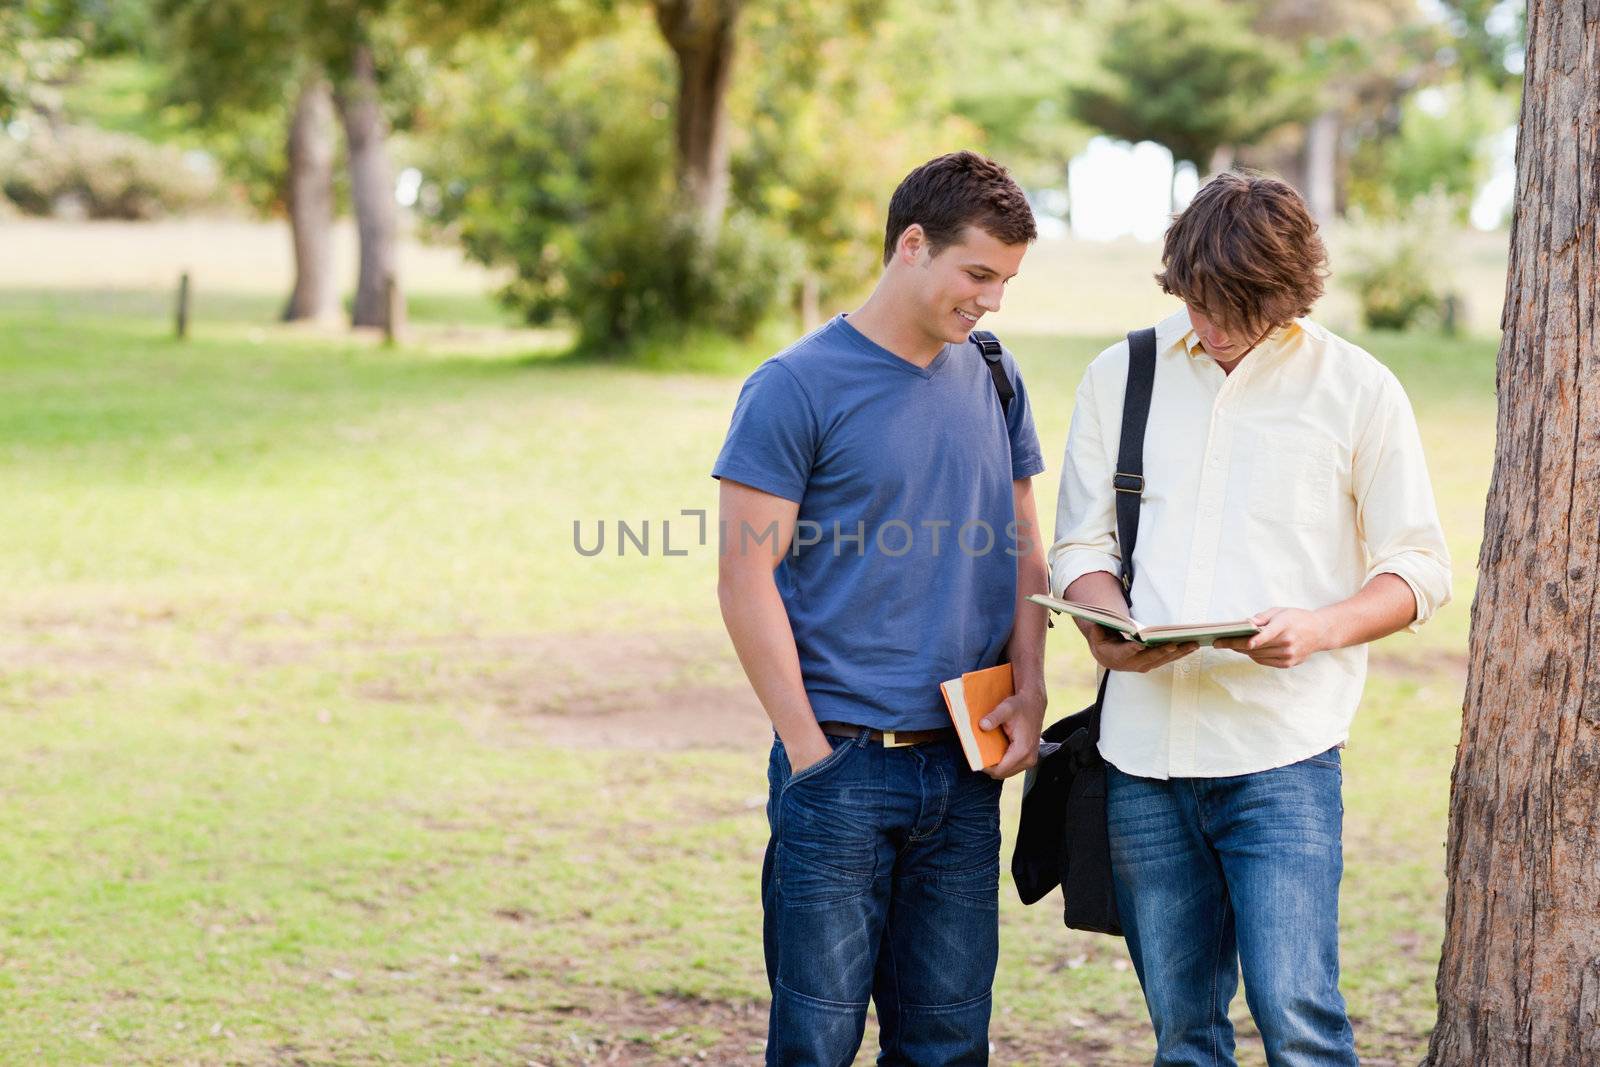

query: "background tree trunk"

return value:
[653, 0, 739, 236]
[335, 43, 402, 332]
[1302, 109, 1338, 223]
[282, 75, 337, 323]
[1427, 4, 1600, 1065]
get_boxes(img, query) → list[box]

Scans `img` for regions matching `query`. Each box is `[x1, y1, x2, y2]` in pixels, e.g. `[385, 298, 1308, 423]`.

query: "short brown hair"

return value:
[1156, 172, 1328, 337]
[882, 151, 1036, 266]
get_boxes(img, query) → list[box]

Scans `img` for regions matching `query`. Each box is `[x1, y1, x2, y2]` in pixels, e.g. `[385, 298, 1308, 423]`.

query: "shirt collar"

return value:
[1155, 306, 1303, 363]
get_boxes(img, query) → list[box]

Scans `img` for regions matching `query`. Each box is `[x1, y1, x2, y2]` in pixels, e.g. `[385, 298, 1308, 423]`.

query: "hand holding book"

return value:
[1027, 594, 1261, 647]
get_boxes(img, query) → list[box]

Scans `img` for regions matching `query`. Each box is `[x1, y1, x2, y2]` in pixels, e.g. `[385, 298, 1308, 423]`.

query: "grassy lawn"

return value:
[0, 274, 1493, 1064]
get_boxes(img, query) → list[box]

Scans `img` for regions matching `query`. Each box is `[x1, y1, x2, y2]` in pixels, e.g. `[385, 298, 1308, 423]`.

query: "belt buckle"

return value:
[882, 730, 912, 748]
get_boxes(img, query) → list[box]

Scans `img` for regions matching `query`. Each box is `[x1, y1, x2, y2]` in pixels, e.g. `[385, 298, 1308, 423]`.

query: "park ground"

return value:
[0, 220, 1504, 1064]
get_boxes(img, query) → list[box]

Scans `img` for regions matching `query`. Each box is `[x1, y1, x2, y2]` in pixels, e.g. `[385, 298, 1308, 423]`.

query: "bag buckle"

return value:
[1113, 472, 1143, 494]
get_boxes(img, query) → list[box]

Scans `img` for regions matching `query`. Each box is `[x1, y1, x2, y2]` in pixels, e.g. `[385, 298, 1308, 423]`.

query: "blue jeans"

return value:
[1106, 748, 1358, 1067]
[762, 728, 1003, 1066]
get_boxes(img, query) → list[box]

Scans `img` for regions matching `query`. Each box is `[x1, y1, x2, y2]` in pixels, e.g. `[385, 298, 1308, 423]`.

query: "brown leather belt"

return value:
[819, 721, 955, 748]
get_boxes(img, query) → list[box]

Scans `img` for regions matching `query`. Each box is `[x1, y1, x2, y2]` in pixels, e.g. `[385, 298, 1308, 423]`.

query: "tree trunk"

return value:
[1303, 109, 1338, 224]
[796, 271, 820, 331]
[1061, 160, 1075, 235]
[652, 0, 739, 236]
[335, 43, 402, 332]
[1207, 144, 1235, 176]
[1426, 4, 1600, 1065]
[282, 75, 337, 323]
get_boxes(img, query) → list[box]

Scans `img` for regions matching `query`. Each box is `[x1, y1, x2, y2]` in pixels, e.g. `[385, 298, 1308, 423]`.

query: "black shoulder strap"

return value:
[971, 330, 1013, 416]
[1115, 327, 1157, 598]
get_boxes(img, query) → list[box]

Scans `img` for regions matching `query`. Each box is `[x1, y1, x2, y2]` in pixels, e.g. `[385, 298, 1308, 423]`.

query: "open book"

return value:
[1028, 594, 1261, 647]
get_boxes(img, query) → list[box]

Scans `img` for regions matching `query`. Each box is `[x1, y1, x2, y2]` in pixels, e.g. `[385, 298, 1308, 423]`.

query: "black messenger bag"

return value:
[1010, 325, 1157, 935]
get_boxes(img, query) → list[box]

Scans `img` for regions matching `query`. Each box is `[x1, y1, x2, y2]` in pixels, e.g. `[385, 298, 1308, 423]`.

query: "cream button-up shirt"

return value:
[1048, 309, 1452, 779]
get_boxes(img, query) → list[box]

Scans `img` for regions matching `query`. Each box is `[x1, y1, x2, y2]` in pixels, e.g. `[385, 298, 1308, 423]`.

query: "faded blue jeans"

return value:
[1106, 748, 1359, 1067]
[762, 728, 1003, 1066]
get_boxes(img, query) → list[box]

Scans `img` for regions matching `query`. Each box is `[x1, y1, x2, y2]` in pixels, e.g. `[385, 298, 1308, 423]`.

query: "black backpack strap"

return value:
[1115, 327, 1157, 597]
[971, 330, 1014, 416]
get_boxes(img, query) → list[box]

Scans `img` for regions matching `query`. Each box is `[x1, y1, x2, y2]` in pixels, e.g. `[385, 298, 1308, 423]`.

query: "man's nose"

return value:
[977, 284, 1003, 313]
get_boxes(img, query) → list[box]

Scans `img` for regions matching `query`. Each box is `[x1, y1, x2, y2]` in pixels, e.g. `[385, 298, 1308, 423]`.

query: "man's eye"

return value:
[968, 272, 985, 281]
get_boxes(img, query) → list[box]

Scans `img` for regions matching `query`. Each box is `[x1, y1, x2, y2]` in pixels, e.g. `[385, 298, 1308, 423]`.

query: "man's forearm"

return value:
[1008, 480, 1050, 709]
[1008, 549, 1049, 702]
[718, 569, 825, 751]
[1064, 570, 1130, 636]
[1314, 572, 1417, 650]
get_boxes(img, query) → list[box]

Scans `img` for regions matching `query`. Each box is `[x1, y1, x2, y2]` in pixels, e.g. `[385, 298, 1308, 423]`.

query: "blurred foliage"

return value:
[153, 0, 433, 214]
[728, 0, 972, 311]
[0, 122, 221, 218]
[941, 0, 1100, 209]
[1347, 76, 1515, 221]
[1069, 0, 1314, 180]
[1342, 192, 1456, 331]
[2, 0, 1528, 344]
[1434, 0, 1525, 89]
[418, 20, 793, 349]
[420, 1, 973, 351]
[0, 2, 82, 122]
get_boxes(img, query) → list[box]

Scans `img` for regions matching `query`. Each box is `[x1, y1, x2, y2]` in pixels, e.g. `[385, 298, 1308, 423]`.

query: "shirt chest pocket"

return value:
[1248, 430, 1339, 527]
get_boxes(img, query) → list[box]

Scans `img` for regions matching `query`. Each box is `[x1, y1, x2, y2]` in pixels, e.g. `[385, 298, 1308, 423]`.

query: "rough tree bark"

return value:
[335, 42, 402, 332]
[1427, 4, 1600, 1065]
[652, 0, 740, 236]
[282, 74, 337, 323]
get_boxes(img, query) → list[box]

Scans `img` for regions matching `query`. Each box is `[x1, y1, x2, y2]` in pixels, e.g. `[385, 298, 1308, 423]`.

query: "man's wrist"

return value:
[1309, 606, 1341, 653]
[1017, 680, 1047, 711]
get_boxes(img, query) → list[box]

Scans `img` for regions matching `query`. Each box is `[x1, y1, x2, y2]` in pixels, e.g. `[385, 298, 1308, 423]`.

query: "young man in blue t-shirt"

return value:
[713, 151, 1049, 1066]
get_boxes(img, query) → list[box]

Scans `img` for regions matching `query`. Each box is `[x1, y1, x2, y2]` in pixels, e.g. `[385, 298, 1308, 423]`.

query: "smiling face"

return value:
[902, 224, 1027, 347]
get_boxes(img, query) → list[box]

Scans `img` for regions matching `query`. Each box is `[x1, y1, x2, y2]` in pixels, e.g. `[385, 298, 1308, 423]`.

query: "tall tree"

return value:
[282, 74, 339, 323]
[335, 38, 400, 330]
[159, 0, 415, 330]
[1069, 0, 1311, 209]
[652, 0, 740, 235]
[158, 1, 341, 324]
[1427, 4, 1600, 1064]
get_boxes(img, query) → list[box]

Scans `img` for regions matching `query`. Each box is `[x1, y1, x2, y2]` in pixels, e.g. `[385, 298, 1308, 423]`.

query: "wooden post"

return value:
[175, 272, 191, 340]
[383, 271, 400, 346]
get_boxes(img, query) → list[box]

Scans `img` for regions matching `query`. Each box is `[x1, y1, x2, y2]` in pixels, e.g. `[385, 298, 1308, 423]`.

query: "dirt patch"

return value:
[1, 608, 770, 752]
[528, 988, 1163, 1066]
[345, 629, 771, 753]
[1369, 647, 1468, 683]
[530, 991, 768, 1065]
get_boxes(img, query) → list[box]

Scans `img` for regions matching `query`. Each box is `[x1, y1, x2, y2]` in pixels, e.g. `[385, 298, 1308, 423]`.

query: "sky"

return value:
[1045, 132, 1518, 243]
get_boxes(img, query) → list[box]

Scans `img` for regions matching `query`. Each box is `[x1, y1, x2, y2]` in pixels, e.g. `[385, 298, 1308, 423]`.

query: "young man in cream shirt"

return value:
[1049, 173, 1451, 1066]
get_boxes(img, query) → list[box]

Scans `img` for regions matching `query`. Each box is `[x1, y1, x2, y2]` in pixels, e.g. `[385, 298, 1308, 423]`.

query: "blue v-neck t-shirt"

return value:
[712, 314, 1045, 731]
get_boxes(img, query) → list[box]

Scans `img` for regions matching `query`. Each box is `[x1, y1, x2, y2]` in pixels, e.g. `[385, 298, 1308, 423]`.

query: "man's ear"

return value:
[895, 223, 927, 266]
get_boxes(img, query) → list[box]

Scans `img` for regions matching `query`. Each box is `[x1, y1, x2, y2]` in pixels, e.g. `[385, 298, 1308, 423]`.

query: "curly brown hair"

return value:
[882, 151, 1037, 266]
[1155, 172, 1328, 337]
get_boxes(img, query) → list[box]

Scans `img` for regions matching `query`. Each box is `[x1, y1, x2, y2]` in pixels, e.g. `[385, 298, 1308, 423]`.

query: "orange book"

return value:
[940, 663, 1013, 771]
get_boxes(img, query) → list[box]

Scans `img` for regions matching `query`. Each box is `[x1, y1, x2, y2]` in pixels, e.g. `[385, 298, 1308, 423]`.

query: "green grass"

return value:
[0, 287, 1495, 1063]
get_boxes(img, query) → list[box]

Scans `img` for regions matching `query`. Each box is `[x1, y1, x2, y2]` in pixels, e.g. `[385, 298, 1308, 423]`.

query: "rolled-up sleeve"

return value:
[1352, 370, 1453, 631]
[1049, 358, 1123, 596]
